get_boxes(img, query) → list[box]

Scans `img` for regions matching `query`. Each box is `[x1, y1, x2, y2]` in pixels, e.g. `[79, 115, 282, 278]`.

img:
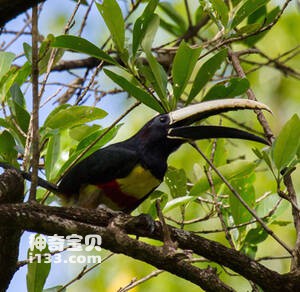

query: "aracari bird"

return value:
[1, 99, 270, 212]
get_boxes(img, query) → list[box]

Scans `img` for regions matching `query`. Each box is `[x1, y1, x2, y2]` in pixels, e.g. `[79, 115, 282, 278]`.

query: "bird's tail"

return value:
[0, 162, 59, 194]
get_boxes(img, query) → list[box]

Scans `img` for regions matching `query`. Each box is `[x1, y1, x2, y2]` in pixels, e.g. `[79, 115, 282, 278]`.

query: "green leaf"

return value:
[44, 105, 107, 130]
[244, 6, 280, 46]
[253, 148, 274, 174]
[0, 130, 18, 165]
[0, 118, 10, 129]
[237, 23, 262, 35]
[247, 5, 267, 24]
[141, 14, 160, 52]
[210, 0, 229, 26]
[163, 196, 197, 213]
[256, 193, 289, 221]
[57, 125, 121, 178]
[10, 83, 26, 107]
[188, 49, 227, 103]
[27, 235, 51, 292]
[96, 0, 125, 53]
[165, 167, 187, 198]
[242, 244, 257, 259]
[159, 19, 182, 36]
[137, 63, 167, 107]
[190, 160, 257, 196]
[44, 129, 78, 181]
[172, 41, 201, 103]
[272, 220, 291, 227]
[141, 14, 168, 103]
[272, 114, 300, 171]
[245, 226, 268, 245]
[141, 190, 168, 218]
[202, 78, 250, 101]
[23, 43, 32, 63]
[132, 0, 159, 56]
[0, 62, 31, 105]
[0, 52, 15, 80]
[69, 124, 101, 141]
[231, 0, 270, 29]
[104, 69, 164, 113]
[52, 35, 116, 65]
[38, 36, 64, 74]
[229, 173, 255, 225]
[158, 2, 187, 34]
[9, 84, 30, 132]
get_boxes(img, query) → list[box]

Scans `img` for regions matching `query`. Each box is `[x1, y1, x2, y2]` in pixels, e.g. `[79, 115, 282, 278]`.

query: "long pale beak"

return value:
[169, 98, 272, 126]
[167, 99, 271, 145]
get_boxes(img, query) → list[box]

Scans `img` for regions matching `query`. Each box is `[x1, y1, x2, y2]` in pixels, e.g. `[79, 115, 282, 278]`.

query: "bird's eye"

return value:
[159, 116, 168, 123]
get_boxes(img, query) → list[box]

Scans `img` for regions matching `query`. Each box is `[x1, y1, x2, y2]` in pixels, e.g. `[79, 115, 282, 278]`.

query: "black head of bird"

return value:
[56, 98, 271, 212]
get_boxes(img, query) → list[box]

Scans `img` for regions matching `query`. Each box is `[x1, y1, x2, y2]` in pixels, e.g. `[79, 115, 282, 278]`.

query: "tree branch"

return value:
[0, 203, 299, 291]
[0, 170, 24, 291]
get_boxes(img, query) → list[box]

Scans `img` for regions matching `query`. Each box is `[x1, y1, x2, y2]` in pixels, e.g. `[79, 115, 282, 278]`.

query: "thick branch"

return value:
[0, 203, 299, 291]
[0, 170, 24, 291]
[0, 203, 232, 291]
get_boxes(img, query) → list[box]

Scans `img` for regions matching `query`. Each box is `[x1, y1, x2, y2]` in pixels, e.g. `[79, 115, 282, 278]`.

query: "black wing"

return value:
[58, 143, 139, 195]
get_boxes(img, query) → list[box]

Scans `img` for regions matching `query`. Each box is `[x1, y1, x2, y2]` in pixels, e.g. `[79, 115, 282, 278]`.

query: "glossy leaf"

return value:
[9, 84, 30, 132]
[202, 78, 250, 101]
[52, 35, 116, 65]
[69, 124, 101, 141]
[256, 193, 289, 220]
[231, 0, 270, 29]
[23, 43, 32, 63]
[57, 125, 121, 178]
[172, 41, 201, 103]
[188, 49, 227, 103]
[44, 129, 77, 181]
[96, 0, 125, 53]
[158, 2, 187, 33]
[142, 14, 168, 102]
[0, 130, 18, 165]
[141, 14, 160, 52]
[0, 51, 15, 80]
[163, 196, 197, 213]
[104, 69, 164, 113]
[190, 160, 257, 196]
[159, 19, 182, 36]
[38, 36, 64, 74]
[210, 0, 229, 26]
[26, 235, 51, 292]
[165, 167, 187, 198]
[244, 6, 280, 47]
[245, 226, 268, 245]
[137, 63, 168, 110]
[132, 0, 159, 56]
[230, 174, 255, 225]
[272, 114, 300, 171]
[44, 105, 107, 130]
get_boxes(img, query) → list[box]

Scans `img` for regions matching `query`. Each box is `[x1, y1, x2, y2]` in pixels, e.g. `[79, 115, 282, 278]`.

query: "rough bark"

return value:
[0, 170, 24, 291]
[0, 203, 299, 291]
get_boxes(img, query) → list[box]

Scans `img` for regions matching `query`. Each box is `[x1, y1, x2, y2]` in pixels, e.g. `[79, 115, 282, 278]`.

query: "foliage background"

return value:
[0, 0, 299, 291]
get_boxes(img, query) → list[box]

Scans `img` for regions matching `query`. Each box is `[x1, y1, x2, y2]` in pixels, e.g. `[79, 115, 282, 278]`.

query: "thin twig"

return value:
[29, 5, 39, 201]
[190, 142, 293, 255]
[58, 253, 114, 292]
[118, 269, 164, 292]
